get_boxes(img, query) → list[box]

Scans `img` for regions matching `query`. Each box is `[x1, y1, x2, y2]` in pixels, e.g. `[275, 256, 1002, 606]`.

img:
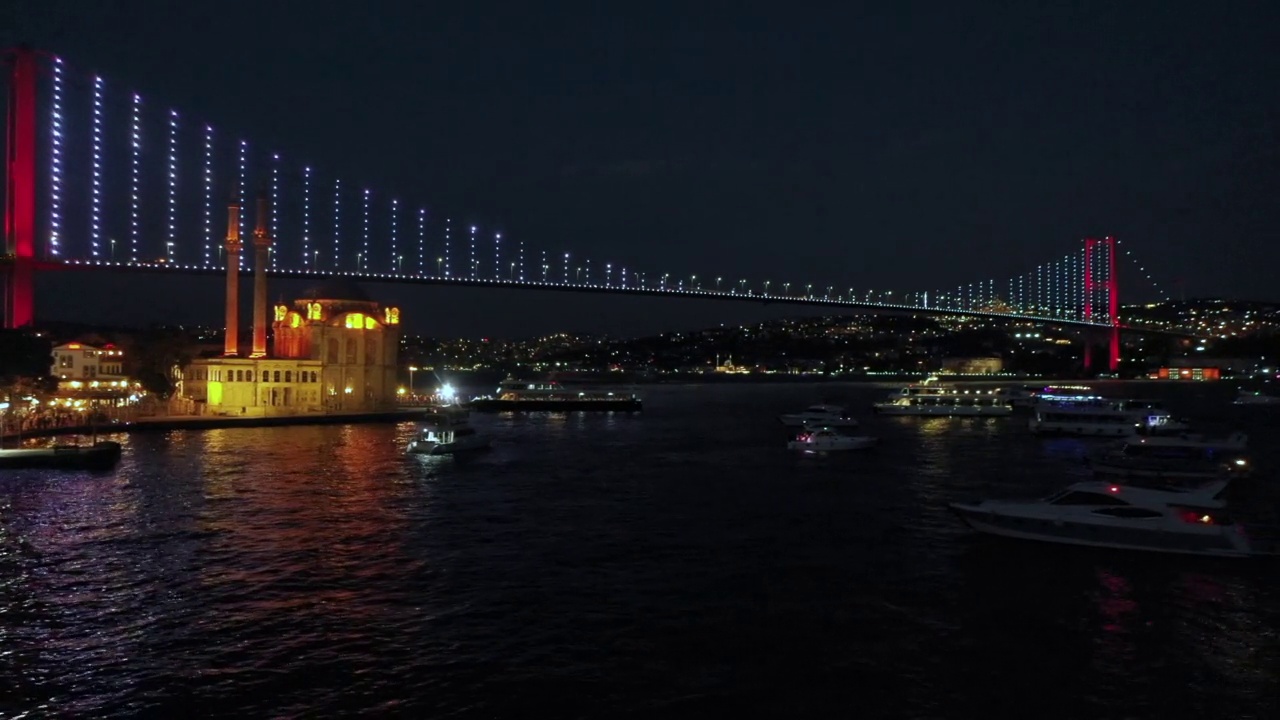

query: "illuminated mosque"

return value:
[177, 193, 401, 416]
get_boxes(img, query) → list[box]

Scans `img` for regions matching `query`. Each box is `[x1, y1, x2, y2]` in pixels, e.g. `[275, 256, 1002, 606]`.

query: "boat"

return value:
[949, 480, 1265, 558]
[1086, 432, 1251, 482]
[467, 377, 642, 412]
[778, 404, 860, 428]
[0, 441, 123, 471]
[787, 425, 878, 452]
[406, 416, 491, 455]
[1029, 396, 1189, 436]
[871, 377, 1012, 416]
[1233, 388, 1280, 406]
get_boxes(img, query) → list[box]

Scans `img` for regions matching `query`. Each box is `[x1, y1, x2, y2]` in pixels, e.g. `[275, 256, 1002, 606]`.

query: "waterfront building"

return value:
[175, 194, 401, 417]
[49, 342, 130, 390]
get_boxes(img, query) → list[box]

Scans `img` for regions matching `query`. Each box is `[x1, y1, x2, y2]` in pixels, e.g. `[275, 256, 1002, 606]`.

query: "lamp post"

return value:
[437, 257, 443, 276]
[409, 366, 418, 397]
[398, 255, 403, 272]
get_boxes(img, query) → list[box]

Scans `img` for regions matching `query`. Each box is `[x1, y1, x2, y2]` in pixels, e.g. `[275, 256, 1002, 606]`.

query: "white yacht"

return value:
[406, 413, 491, 455]
[998, 384, 1095, 408]
[872, 378, 1012, 416]
[949, 480, 1262, 558]
[1029, 397, 1188, 436]
[1087, 432, 1250, 482]
[787, 425, 878, 452]
[778, 404, 860, 428]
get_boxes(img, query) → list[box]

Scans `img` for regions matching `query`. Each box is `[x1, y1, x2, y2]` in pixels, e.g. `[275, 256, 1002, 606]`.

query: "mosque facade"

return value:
[176, 193, 401, 417]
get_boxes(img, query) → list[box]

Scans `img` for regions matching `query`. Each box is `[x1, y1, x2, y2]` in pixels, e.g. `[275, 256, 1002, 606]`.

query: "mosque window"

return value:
[246, 370, 253, 382]
[345, 313, 364, 329]
[326, 338, 339, 364]
[274, 370, 281, 383]
[274, 304, 288, 322]
[285, 370, 292, 383]
[384, 307, 400, 325]
[345, 339, 357, 364]
[307, 302, 323, 321]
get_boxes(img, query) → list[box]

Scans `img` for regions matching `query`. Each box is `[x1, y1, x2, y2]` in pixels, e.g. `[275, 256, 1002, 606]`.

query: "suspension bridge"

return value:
[5, 47, 1177, 371]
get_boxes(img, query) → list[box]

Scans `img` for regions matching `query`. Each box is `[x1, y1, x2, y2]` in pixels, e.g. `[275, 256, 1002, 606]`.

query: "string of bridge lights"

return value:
[41, 55, 1164, 331]
[49, 56, 63, 257]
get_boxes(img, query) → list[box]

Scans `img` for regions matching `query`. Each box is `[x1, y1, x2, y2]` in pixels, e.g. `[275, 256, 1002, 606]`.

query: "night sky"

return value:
[7, 1, 1280, 337]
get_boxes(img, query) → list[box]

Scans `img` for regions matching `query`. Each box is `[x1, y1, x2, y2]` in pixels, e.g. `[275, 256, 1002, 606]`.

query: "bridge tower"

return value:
[2, 45, 37, 329]
[1082, 236, 1120, 372]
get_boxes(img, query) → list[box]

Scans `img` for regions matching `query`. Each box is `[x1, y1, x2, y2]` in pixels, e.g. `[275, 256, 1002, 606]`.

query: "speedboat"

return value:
[1086, 432, 1250, 482]
[406, 419, 490, 455]
[949, 480, 1262, 557]
[787, 424, 877, 452]
[778, 404, 860, 428]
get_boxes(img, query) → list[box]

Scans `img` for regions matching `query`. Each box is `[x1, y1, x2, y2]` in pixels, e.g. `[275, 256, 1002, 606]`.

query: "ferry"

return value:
[468, 377, 642, 412]
[1029, 397, 1188, 437]
[872, 378, 1012, 416]
[950, 480, 1270, 558]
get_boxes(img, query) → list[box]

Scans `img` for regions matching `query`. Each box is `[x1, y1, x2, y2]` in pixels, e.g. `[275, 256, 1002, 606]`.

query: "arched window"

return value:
[285, 370, 292, 383]
[246, 370, 253, 382]
[326, 338, 339, 364]
[235, 370, 243, 382]
[274, 370, 281, 383]
[345, 339, 357, 364]
[310, 371, 318, 382]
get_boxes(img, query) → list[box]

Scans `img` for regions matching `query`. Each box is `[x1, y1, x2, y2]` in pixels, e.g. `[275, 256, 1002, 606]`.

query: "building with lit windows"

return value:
[174, 194, 401, 417]
[49, 341, 130, 390]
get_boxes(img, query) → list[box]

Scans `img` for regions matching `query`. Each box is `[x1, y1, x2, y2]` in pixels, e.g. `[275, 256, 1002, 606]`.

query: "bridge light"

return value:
[50, 56, 64, 256]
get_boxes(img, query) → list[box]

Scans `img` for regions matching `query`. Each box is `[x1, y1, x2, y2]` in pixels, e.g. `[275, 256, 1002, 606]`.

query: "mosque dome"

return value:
[299, 278, 372, 302]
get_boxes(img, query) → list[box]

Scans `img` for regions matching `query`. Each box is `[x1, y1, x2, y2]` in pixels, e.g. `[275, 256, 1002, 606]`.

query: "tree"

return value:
[122, 326, 196, 398]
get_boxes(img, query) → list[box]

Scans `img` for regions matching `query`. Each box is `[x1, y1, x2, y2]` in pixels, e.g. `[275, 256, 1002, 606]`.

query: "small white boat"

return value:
[778, 404, 860, 428]
[787, 425, 878, 452]
[949, 479, 1265, 558]
[407, 420, 491, 455]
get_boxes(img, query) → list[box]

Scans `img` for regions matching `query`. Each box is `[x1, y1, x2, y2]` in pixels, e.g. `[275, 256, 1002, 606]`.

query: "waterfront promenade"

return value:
[0, 407, 434, 444]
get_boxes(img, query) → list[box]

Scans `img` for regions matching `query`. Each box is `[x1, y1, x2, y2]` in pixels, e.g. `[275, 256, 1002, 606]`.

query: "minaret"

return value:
[223, 198, 242, 357]
[250, 189, 272, 358]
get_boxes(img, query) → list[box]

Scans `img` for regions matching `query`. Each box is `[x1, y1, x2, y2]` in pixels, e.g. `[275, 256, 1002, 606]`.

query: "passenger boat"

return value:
[406, 414, 490, 455]
[0, 441, 123, 471]
[787, 425, 878, 452]
[1086, 432, 1250, 481]
[949, 480, 1267, 558]
[468, 377, 642, 412]
[778, 404, 859, 428]
[872, 377, 1012, 416]
[1029, 397, 1189, 436]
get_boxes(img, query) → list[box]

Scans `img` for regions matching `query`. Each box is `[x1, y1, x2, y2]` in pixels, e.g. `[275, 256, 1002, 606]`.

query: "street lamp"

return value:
[397, 255, 404, 272]
[110, 238, 117, 261]
[806, 283, 812, 298]
[510, 262, 516, 280]
[739, 279, 747, 294]
[764, 280, 771, 294]
[437, 257, 443, 276]
[313, 250, 320, 269]
[716, 276, 722, 290]
[784, 282, 790, 295]
[356, 252, 363, 271]
[408, 366, 418, 395]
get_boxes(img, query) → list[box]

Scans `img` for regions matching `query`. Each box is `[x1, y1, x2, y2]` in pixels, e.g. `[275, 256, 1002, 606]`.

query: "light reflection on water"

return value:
[0, 382, 1276, 717]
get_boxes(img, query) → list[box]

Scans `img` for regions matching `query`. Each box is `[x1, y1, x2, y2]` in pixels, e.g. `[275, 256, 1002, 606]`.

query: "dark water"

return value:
[2, 383, 1278, 719]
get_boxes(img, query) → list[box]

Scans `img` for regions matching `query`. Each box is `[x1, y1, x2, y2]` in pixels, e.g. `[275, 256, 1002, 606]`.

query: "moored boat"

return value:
[468, 377, 642, 412]
[1086, 432, 1250, 481]
[0, 441, 123, 471]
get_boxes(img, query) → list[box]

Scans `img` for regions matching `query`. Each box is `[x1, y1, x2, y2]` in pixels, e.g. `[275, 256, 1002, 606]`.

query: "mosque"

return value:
[176, 193, 402, 416]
